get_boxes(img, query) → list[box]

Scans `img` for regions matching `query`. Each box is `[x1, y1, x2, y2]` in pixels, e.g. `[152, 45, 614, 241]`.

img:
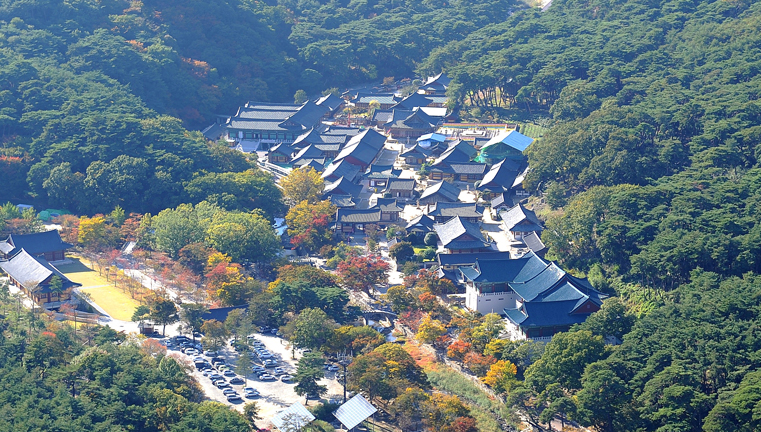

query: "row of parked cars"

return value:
[247, 335, 294, 382]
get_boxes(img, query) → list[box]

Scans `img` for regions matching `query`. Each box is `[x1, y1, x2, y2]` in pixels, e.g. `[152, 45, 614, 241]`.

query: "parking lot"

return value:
[172, 331, 345, 427]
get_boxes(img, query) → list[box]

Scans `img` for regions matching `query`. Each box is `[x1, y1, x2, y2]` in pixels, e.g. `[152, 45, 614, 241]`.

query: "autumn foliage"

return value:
[336, 254, 389, 295]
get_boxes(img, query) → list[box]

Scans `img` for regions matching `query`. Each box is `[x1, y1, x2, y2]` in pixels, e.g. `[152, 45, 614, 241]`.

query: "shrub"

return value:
[424, 232, 439, 246]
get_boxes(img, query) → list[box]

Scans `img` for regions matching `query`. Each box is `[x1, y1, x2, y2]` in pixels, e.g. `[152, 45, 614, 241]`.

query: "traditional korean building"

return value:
[322, 159, 362, 183]
[335, 209, 382, 234]
[500, 204, 544, 241]
[425, 202, 483, 224]
[322, 160, 362, 183]
[400, 144, 432, 166]
[332, 129, 387, 170]
[477, 158, 523, 199]
[416, 133, 447, 148]
[370, 198, 403, 223]
[419, 72, 451, 95]
[459, 252, 607, 338]
[364, 164, 401, 188]
[316, 93, 345, 118]
[225, 101, 328, 146]
[323, 176, 363, 199]
[0, 249, 80, 307]
[419, 181, 461, 206]
[429, 162, 488, 183]
[405, 215, 436, 237]
[384, 178, 417, 199]
[479, 130, 534, 164]
[354, 93, 399, 110]
[0, 230, 74, 262]
[433, 216, 492, 254]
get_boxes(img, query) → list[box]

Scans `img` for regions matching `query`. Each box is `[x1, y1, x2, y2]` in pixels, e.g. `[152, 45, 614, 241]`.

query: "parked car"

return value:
[263, 359, 278, 367]
[258, 374, 276, 381]
[258, 353, 273, 360]
[244, 389, 260, 398]
[226, 394, 242, 402]
[252, 366, 266, 374]
[202, 369, 213, 377]
[204, 350, 218, 357]
[280, 375, 293, 382]
[326, 365, 339, 372]
[222, 388, 237, 396]
[273, 367, 286, 376]
[216, 381, 231, 389]
[270, 329, 278, 335]
[209, 373, 223, 381]
[223, 370, 236, 377]
[229, 377, 245, 385]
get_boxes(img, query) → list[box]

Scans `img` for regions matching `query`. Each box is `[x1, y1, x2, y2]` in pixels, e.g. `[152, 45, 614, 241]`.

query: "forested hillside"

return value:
[417, 0, 761, 430]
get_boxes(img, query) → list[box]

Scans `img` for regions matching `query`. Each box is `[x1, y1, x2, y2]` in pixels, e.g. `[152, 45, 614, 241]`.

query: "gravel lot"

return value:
[176, 332, 344, 428]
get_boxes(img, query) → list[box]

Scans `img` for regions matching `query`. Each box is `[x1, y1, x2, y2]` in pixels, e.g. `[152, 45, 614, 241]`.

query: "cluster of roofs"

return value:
[201, 73, 455, 151]
[199, 73, 608, 342]
[0, 230, 79, 307]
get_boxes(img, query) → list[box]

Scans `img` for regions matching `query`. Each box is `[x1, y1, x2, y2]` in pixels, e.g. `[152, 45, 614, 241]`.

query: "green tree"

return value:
[525, 330, 607, 392]
[149, 297, 179, 336]
[201, 319, 230, 350]
[291, 308, 337, 351]
[294, 89, 308, 104]
[180, 303, 209, 342]
[389, 241, 414, 264]
[294, 352, 328, 405]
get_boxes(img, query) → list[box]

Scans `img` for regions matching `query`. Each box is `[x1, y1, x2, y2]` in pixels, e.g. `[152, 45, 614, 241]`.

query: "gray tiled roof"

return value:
[392, 93, 433, 110]
[292, 144, 324, 161]
[385, 178, 416, 191]
[322, 160, 361, 182]
[420, 181, 461, 202]
[0, 230, 74, 256]
[293, 159, 325, 171]
[329, 195, 356, 208]
[316, 93, 344, 111]
[523, 231, 546, 254]
[336, 208, 382, 224]
[370, 198, 402, 212]
[500, 204, 544, 233]
[405, 215, 435, 232]
[0, 249, 80, 293]
[449, 163, 488, 175]
[433, 216, 489, 249]
[400, 143, 432, 158]
[356, 93, 398, 105]
[324, 176, 363, 197]
[478, 159, 522, 192]
[427, 202, 483, 219]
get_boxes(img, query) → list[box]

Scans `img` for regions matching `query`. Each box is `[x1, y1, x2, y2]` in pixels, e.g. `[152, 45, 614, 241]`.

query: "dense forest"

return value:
[416, 0, 761, 430]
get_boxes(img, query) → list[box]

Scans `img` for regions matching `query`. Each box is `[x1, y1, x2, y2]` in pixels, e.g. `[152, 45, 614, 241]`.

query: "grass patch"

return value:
[427, 366, 517, 432]
[517, 122, 549, 139]
[58, 258, 141, 321]
[56, 258, 110, 288]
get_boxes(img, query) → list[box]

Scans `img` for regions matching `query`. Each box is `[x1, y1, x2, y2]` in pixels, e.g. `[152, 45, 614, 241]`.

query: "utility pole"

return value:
[337, 351, 353, 403]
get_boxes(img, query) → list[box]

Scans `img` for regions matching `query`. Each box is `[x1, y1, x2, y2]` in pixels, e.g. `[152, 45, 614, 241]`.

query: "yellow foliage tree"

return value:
[415, 314, 446, 344]
[280, 167, 325, 206]
[482, 359, 518, 394]
[78, 215, 108, 250]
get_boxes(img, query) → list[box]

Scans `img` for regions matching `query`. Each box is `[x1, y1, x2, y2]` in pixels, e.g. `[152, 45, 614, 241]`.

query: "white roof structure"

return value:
[333, 394, 377, 430]
[271, 402, 315, 431]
